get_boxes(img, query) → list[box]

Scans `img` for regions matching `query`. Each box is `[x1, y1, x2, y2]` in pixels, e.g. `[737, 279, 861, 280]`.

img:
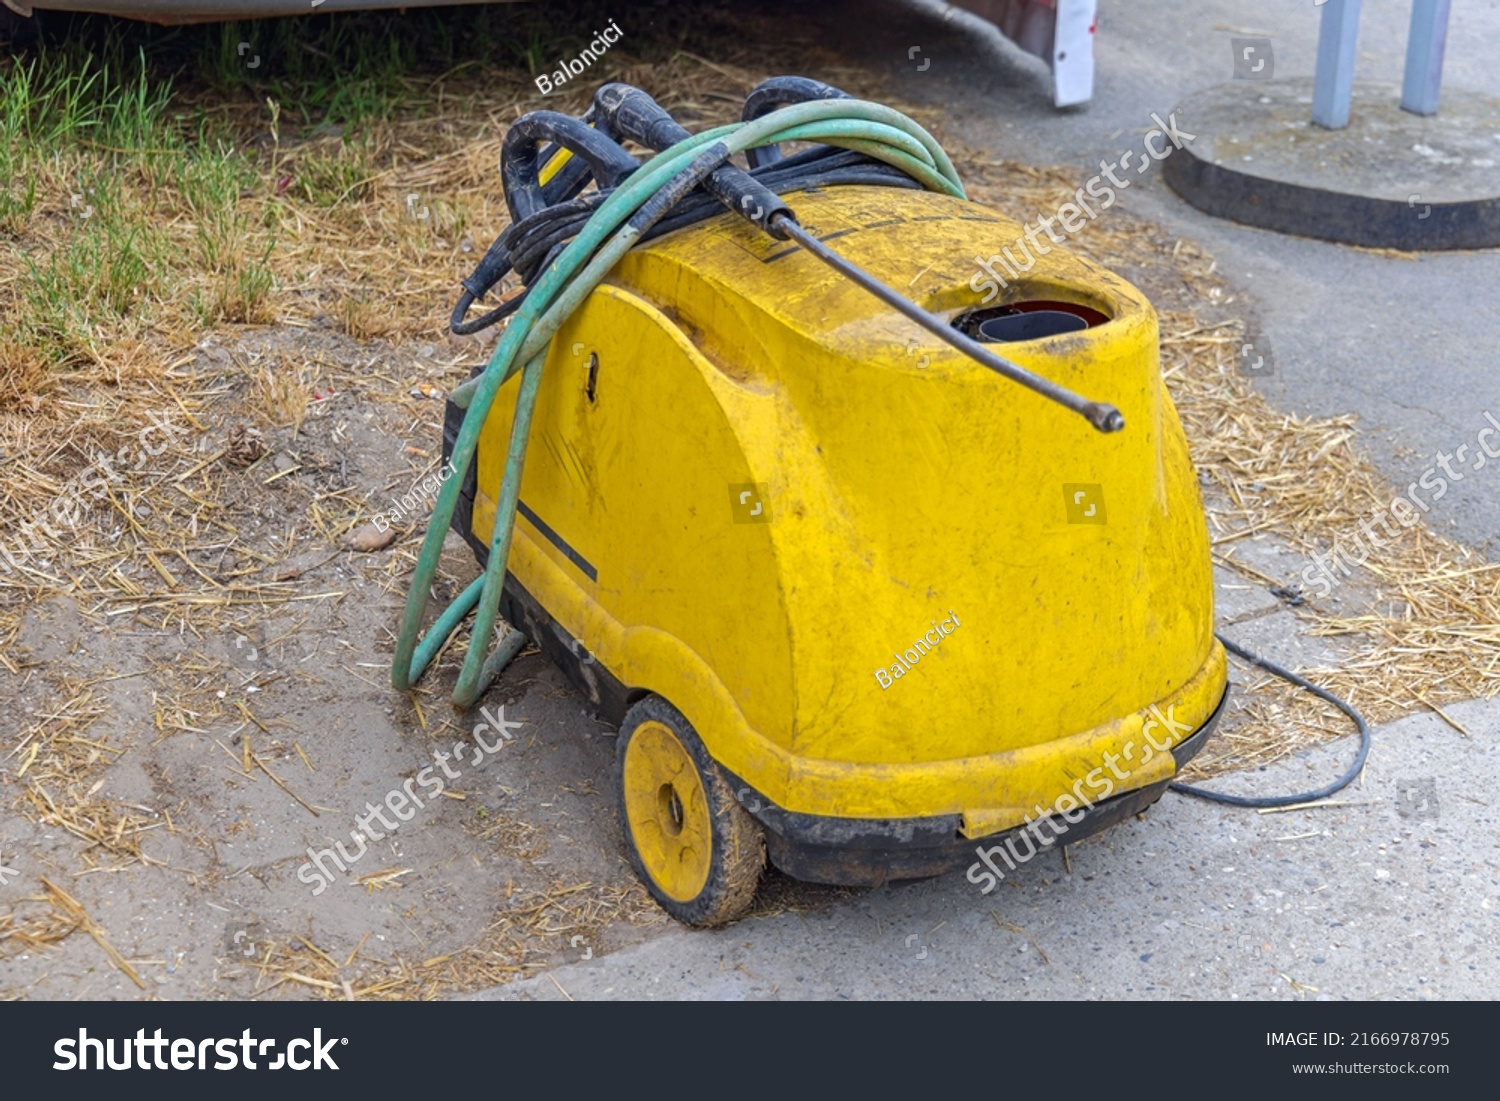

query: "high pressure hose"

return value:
[450, 81, 924, 335]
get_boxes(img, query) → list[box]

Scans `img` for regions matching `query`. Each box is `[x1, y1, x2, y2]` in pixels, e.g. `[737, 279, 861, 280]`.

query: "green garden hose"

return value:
[392, 96, 965, 706]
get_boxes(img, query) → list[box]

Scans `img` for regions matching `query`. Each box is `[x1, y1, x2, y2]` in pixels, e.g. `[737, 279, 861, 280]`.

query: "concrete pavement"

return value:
[482, 695, 1500, 1000]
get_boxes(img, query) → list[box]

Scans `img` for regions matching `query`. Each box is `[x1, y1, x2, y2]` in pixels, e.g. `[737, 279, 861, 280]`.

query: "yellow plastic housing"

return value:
[471, 185, 1226, 836]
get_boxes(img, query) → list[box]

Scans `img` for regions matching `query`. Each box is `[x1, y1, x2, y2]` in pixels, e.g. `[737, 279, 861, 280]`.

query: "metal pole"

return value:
[1312, 0, 1363, 129]
[1402, 0, 1451, 115]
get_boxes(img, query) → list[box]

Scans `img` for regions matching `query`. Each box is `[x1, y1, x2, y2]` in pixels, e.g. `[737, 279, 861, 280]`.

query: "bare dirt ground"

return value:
[0, 324, 668, 999]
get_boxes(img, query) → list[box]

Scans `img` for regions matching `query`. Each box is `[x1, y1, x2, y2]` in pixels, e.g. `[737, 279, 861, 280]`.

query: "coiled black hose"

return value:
[451, 77, 923, 335]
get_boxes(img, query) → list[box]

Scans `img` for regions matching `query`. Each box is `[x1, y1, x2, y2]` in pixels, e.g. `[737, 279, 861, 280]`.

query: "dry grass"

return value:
[14, 683, 149, 864]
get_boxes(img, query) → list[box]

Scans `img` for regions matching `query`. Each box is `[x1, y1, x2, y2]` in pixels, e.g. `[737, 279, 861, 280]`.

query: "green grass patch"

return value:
[0, 0, 763, 401]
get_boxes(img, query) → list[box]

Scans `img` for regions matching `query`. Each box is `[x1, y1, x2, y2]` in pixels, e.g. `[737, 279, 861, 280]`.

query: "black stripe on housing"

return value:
[517, 499, 598, 582]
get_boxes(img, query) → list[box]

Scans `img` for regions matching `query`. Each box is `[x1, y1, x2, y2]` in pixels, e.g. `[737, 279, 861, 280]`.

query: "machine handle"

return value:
[500, 111, 640, 223]
[593, 82, 794, 237]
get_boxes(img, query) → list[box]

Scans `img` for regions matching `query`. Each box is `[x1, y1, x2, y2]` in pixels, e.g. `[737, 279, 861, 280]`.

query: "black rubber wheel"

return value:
[615, 695, 764, 926]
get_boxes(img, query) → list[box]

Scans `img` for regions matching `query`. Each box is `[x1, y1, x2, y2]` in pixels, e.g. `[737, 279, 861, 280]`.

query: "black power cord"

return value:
[1169, 632, 1372, 808]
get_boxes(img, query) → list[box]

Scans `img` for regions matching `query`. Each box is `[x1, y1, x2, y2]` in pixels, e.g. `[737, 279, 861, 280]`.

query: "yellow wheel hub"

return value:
[621, 719, 713, 901]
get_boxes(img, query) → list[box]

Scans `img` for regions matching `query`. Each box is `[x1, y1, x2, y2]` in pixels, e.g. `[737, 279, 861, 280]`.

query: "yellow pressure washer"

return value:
[394, 77, 1265, 925]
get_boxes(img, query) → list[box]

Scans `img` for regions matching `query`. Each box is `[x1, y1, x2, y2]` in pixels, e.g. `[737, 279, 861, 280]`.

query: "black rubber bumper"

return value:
[727, 687, 1229, 887]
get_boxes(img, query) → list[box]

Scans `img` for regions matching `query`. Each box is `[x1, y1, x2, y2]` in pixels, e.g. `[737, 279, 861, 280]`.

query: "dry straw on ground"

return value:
[244, 881, 663, 1001]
